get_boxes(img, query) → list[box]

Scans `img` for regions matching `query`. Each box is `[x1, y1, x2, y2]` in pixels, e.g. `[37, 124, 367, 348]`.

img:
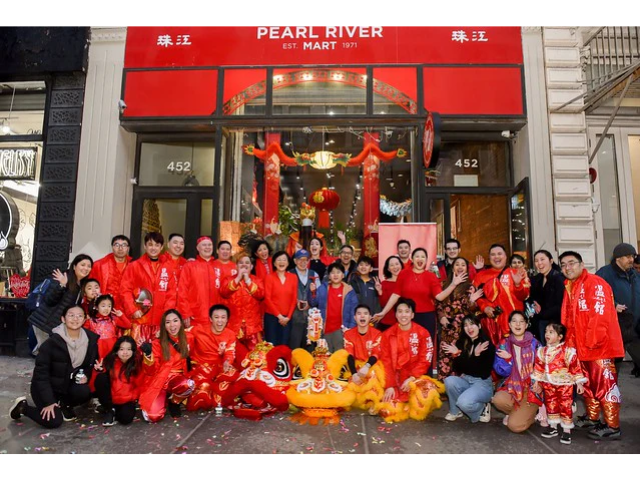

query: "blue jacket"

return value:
[311, 282, 358, 331]
[596, 262, 640, 325]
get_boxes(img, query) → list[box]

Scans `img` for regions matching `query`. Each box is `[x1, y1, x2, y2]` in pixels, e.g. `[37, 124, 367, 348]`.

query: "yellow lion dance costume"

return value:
[373, 375, 445, 423]
[286, 347, 356, 425]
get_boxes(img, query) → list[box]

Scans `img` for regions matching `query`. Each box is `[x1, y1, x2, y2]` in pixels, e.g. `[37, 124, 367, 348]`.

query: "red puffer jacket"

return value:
[109, 357, 143, 405]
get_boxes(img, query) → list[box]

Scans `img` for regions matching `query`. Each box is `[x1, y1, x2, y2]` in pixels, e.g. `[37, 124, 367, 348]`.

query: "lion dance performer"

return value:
[376, 298, 444, 423]
[344, 304, 385, 411]
[224, 342, 292, 420]
[287, 341, 355, 425]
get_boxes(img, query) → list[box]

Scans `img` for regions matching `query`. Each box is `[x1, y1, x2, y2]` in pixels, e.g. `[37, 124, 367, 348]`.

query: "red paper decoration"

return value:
[308, 188, 341, 229]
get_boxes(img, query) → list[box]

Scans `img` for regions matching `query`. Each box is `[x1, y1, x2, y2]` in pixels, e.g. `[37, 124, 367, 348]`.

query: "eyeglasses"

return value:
[560, 260, 580, 269]
[340, 251, 353, 256]
[65, 314, 85, 320]
[113, 243, 129, 249]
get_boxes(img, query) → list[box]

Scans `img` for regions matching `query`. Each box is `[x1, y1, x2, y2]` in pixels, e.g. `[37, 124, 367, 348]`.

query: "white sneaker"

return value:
[479, 403, 491, 423]
[502, 415, 509, 426]
[444, 412, 463, 421]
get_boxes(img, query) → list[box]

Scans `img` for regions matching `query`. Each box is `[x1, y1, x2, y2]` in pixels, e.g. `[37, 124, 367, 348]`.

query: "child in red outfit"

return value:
[532, 323, 587, 445]
[93, 336, 142, 426]
[86, 294, 132, 360]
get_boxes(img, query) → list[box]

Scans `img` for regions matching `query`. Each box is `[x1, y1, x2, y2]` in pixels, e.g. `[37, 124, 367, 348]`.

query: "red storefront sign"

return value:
[125, 26, 523, 68]
[122, 26, 524, 118]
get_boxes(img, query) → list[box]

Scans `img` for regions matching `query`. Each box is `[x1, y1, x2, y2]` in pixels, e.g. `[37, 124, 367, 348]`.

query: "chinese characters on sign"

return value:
[157, 34, 192, 48]
[451, 30, 488, 43]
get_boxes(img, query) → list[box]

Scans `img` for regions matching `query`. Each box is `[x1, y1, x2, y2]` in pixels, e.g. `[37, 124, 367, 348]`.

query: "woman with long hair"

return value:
[492, 310, 542, 433]
[138, 309, 194, 423]
[93, 335, 142, 426]
[376, 255, 404, 332]
[28, 254, 94, 353]
[529, 249, 565, 344]
[436, 257, 483, 381]
[251, 240, 273, 281]
[442, 316, 496, 423]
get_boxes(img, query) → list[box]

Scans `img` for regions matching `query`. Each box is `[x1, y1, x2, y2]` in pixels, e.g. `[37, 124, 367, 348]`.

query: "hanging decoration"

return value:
[242, 142, 406, 169]
[380, 195, 412, 217]
[308, 188, 340, 229]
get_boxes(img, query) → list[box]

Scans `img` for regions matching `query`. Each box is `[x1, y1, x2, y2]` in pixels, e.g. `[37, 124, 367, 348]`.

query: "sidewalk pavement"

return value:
[1, 356, 638, 454]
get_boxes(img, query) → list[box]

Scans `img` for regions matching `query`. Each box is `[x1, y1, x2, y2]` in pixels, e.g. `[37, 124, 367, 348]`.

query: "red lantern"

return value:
[308, 187, 340, 229]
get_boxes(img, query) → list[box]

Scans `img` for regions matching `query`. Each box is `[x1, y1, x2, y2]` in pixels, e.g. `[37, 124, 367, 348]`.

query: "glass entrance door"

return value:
[130, 192, 215, 258]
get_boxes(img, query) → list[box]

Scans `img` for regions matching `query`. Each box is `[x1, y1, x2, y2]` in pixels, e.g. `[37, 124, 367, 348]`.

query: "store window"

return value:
[226, 125, 416, 255]
[272, 68, 367, 116]
[139, 141, 215, 187]
[427, 141, 509, 187]
[1, 80, 46, 298]
[223, 69, 267, 116]
[373, 67, 418, 115]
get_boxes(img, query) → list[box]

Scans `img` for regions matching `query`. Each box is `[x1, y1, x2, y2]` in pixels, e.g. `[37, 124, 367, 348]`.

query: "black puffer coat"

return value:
[30, 328, 99, 407]
[27, 278, 83, 334]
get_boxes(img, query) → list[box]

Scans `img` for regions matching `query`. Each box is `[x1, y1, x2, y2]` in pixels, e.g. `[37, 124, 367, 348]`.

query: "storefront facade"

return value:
[109, 26, 532, 263]
[0, 27, 89, 353]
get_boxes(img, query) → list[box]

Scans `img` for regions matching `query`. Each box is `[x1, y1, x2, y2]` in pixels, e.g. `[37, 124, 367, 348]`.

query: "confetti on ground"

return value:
[40, 433, 50, 439]
[175, 434, 182, 440]
[356, 432, 366, 436]
[23, 447, 31, 451]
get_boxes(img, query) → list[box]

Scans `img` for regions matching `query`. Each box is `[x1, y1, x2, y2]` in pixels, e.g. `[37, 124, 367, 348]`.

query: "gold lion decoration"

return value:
[286, 344, 355, 425]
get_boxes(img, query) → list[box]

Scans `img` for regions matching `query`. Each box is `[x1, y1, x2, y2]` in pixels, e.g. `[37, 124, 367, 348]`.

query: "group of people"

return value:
[8, 231, 636, 444]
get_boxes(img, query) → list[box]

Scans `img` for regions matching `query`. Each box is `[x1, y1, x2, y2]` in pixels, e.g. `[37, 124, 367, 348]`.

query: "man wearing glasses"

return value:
[92, 235, 132, 309]
[337, 245, 358, 282]
[559, 251, 624, 440]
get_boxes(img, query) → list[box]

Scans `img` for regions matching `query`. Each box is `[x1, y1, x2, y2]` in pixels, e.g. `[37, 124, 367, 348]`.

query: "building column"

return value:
[516, 27, 556, 256]
[543, 27, 596, 269]
[72, 27, 135, 260]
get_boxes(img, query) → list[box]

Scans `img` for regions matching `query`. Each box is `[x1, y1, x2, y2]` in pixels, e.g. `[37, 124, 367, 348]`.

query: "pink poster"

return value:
[378, 223, 438, 279]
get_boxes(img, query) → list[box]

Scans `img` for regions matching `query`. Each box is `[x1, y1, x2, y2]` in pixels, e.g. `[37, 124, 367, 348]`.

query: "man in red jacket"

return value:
[120, 232, 177, 345]
[92, 235, 132, 308]
[473, 244, 530, 345]
[212, 240, 238, 295]
[163, 233, 187, 287]
[178, 236, 219, 328]
[560, 251, 625, 440]
[380, 297, 433, 404]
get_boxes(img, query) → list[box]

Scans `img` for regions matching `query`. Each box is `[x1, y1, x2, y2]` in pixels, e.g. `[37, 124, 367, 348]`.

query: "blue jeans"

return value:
[264, 313, 292, 347]
[444, 374, 494, 423]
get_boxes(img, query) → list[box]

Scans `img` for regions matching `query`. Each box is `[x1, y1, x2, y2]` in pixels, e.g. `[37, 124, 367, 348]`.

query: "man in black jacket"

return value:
[10, 305, 99, 428]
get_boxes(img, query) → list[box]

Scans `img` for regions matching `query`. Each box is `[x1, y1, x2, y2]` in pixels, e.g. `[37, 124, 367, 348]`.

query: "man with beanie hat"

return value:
[596, 242, 640, 377]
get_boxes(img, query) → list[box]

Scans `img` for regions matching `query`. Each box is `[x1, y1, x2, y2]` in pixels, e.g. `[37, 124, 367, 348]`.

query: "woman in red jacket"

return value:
[263, 251, 297, 346]
[94, 336, 142, 426]
[220, 253, 266, 350]
[139, 309, 194, 423]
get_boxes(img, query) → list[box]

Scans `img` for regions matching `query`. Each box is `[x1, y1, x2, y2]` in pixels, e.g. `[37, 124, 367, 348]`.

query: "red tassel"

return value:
[317, 210, 330, 229]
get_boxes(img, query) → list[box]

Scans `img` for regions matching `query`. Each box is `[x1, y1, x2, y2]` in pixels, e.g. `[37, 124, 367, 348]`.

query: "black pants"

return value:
[414, 312, 437, 374]
[94, 373, 137, 425]
[25, 382, 92, 429]
[288, 309, 313, 351]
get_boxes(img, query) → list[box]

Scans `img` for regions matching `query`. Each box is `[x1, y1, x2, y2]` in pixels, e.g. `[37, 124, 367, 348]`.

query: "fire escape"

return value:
[554, 27, 640, 163]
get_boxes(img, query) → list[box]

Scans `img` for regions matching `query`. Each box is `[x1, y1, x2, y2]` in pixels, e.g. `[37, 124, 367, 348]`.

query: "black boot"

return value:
[168, 402, 182, 418]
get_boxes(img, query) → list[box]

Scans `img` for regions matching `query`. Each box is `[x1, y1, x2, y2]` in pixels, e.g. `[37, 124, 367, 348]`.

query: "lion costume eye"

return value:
[274, 358, 290, 379]
[292, 364, 302, 380]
